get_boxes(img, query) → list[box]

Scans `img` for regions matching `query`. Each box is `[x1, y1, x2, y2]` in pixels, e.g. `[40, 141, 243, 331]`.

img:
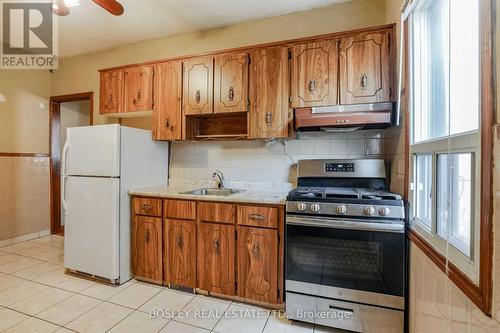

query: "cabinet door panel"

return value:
[214, 52, 248, 113]
[198, 223, 235, 295]
[124, 66, 154, 112]
[249, 47, 290, 139]
[339, 31, 392, 104]
[153, 61, 182, 140]
[291, 40, 338, 108]
[237, 226, 278, 304]
[183, 57, 213, 115]
[165, 219, 196, 288]
[99, 70, 124, 114]
[132, 216, 162, 283]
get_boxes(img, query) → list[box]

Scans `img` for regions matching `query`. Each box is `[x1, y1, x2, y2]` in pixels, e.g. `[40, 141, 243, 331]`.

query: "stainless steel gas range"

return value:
[285, 159, 406, 333]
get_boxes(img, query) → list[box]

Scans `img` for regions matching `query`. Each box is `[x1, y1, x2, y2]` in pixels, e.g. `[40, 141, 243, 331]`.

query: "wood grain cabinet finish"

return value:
[248, 47, 290, 139]
[214, 52, 249, 114]
[153, 61, 182, 140]
[124, 65, 154, 112]
[183, 57, 214, 115]
[237, 205, 278, 229]
[164, 199, 196, 220]
[198, 202, 236, 224]
[99, 69, 124, 114]
[339, 31, 392, 104]
[197, 223, 235, 295]
[132, 216, 162, 283]
[237, 226, 278, 304]
[133, 198, 162, 217]
[291, 40, 339, 108]
[165, 219, 197, 288]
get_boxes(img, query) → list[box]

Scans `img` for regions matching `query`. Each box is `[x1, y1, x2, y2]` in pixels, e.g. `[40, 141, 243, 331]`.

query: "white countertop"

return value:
[128, 185, 289, 205]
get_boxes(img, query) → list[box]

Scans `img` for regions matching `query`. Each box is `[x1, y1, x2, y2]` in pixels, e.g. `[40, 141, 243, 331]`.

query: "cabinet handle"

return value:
[165, 117, 170, 129]
[265, 112, 272, 126]
[141, 204, 152, 212]
[308, 80, 317, 93]
[249, 213, 265, 221]
[108, 94, 113, 105]
[213, 239, 220, 255]
[228, 86, 234, 101]
[361, 73, 368, 90]
[252, 243, 260, 259]
[195, 90, 201, 103]
[144, 229, 150, 243]
[176, 234, 183, 249]
[138, 90, 142, 100]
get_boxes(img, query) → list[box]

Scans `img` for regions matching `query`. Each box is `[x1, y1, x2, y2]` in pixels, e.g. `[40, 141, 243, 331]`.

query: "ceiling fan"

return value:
[52, 0, 124, 16]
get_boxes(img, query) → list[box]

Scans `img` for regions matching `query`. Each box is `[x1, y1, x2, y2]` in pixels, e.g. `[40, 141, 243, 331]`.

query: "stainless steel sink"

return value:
[180, 188, 245, 196]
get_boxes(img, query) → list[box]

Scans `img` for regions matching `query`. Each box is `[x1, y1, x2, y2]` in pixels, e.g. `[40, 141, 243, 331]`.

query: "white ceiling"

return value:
[57, 0, 350, 57]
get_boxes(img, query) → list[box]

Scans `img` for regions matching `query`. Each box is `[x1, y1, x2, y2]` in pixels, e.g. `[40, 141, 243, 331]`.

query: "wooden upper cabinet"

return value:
[291, 40, 339, 108]
[153, 61, 182, 141]
[183, 57, 214, 115]
[237, 226, 278, 304]
[124, 66, 154, 112]
[339, 30, 392, 104]
[248, 47, 290, 139]
[165, 219, 197, 288]
[132, 216, 162, 283]
[99, 70, 124, 114]
[197, 223, 235, 295]
[214, 52, 249, 113]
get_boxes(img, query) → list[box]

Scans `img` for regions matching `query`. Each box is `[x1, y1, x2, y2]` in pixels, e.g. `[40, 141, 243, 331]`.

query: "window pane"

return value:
[449, 0, 479, 135]
[413, 155, 432, 230]
[412, 0, 449, 143]
[437, 153, 473, 257]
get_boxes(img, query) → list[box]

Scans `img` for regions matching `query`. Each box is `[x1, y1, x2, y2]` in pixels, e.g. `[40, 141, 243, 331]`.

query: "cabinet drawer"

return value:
[164, 199, 196, 220]
[133, 198, 162, 217]
[198, 202, 236, 224]
[237, 205, 278, 229]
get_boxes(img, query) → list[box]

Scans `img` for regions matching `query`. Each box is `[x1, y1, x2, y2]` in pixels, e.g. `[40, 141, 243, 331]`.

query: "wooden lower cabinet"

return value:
[164, 219, 197, 288]
[197, 223, 235, 295]
[237, 226, 278, 304]
[132, 216, 163, 283]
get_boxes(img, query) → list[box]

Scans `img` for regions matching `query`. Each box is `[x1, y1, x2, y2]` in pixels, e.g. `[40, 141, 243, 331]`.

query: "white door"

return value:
[63, 124, 120, 177]
[63, 176, 120, 280]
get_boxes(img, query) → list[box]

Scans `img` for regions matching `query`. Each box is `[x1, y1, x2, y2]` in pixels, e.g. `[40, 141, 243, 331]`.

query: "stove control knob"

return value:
[379, 207, 391, 216]
[310, 203, 321, 213]
[364, 206, 376, 216]
[296, 202, 307, 212]
[336, 205, 347, 214]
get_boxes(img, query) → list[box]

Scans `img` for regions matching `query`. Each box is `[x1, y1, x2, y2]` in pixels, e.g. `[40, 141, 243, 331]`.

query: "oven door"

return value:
[286, 215, 405, 310]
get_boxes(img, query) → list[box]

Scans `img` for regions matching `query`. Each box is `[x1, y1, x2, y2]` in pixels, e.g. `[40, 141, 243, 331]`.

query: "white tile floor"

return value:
[0, 235, 342, 333]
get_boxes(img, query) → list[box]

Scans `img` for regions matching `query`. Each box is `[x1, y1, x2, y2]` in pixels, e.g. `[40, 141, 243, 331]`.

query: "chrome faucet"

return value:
[212, 170, 226, 189]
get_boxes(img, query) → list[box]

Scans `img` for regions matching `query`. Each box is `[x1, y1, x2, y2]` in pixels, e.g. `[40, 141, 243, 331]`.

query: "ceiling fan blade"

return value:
[52, 0, 70, 16]
[92, 0, 124, 16]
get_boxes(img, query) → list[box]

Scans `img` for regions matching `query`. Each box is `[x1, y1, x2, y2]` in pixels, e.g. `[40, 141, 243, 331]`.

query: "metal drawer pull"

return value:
[228, 86, 234, 101]
[265, 112, 272, 126]
[176, 234, 183, 249]
[329, 305, 354, 315]
[144, 229, 150, 242]
[195, 90, 201, 103]
[213, 239, 220, 255]
[165, 117, 170, 129]
[308, 80, 317, 93]
[249, 214, 265, 221]
[141, 204, 152, 211]
[252, 243, 260, 258]
[361, 73, 368, 90]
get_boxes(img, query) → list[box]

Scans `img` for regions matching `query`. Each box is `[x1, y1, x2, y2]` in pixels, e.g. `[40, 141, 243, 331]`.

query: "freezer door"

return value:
[64, 176, 120, 280]
[63, 124, 120, 177]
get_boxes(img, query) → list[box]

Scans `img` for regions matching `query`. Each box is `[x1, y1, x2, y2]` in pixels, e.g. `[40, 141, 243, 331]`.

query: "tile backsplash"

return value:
[169, 130, 384, 186]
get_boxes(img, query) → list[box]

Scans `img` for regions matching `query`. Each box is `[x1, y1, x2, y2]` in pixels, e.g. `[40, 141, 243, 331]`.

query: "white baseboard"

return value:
[0, 229, 52, 248]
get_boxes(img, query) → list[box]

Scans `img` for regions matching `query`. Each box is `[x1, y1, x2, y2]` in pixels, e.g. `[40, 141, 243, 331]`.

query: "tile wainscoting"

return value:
[0, 155, 50, 242]
[169, 130, 385, 186]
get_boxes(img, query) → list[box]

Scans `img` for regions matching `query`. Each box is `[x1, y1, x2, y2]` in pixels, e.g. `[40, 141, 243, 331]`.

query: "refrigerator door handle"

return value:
[62, 176, 68, 216]
[61, 139, 70, 176]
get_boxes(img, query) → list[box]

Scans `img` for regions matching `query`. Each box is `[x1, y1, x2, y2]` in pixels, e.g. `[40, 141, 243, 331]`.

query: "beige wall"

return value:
[50, 0, 387, 127]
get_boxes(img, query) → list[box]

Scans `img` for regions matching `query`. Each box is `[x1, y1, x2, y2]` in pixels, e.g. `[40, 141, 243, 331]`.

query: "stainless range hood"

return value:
[294, 102, 395, 132]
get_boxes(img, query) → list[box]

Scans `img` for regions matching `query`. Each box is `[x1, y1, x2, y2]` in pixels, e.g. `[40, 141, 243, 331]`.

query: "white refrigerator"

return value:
[62, 124, 168, 284]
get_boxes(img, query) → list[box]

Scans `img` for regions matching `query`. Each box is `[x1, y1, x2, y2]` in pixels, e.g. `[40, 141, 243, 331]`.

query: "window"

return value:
[408, 0, 480, 282]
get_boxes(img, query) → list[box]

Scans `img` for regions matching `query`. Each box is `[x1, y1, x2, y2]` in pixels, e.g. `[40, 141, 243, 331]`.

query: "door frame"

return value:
[49, 92, 94, 235]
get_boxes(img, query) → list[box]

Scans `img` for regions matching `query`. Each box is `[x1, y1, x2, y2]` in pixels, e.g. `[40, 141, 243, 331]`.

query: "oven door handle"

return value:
[286, 215, 404, 233]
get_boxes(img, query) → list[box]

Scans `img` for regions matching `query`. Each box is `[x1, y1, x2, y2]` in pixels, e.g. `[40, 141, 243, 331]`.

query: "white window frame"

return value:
[406, 0, 481, 283]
